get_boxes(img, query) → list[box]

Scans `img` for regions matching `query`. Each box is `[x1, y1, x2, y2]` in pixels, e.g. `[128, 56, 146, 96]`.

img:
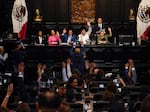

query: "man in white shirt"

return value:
[78, 21, 92, 45]
[97, 18, 103, 30]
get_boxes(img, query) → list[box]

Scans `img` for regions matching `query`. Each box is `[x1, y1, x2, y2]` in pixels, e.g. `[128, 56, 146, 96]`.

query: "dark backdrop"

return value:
[30, 0, 140, 22]
[0, 0, 141, 37]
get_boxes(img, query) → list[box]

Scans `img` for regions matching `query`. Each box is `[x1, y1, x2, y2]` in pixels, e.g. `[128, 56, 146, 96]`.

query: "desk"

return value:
[0, 40, 149, 68]
[24, 45, 149, 67]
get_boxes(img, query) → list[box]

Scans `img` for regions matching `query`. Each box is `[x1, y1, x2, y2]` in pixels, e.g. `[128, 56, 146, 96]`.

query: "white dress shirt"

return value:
[78, 26, 92, 44]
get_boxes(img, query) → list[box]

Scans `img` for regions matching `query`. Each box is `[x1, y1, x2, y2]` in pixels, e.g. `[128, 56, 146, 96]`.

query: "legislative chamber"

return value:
[0, 0, 150, 112]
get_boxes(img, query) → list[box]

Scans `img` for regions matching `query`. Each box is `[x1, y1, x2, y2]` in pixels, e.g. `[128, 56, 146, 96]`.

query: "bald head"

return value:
[38, 90, 61, 111]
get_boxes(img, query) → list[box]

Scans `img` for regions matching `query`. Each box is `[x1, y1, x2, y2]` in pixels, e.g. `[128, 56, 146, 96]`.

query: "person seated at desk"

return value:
[48, 29, 61, 46]
[124, 58, 137, 85]
[60, 28, 67, 40]
[85, 60, 104, 81]
[34, 30, 47, 46]
[78, 21, 92, 45]
[97, 27, 112, 45]
[61, 28, 77, 45]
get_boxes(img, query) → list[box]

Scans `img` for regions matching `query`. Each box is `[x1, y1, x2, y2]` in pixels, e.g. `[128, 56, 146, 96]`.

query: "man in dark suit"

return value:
[92, 17, 112, 43]
[34, 30, 47, 46]
[92, 17, 105, 34]
[93, 17, 113, 34]
[70, 44, 85, 75]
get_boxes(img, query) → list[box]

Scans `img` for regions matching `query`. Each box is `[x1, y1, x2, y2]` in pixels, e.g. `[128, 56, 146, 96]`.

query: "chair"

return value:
[93, 93, 103, 101]
[29, 103, 36, 112]
[69, 103, 83, 112]
[109, 100, 124, 112]
[75, 93, 83, 101]
[130, 101, 142, 112]
[90, 87, 99, 93]
[93, 101, 110, 112]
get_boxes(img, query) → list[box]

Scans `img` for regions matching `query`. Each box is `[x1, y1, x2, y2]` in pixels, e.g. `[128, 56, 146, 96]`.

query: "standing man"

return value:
[70, 44, 85, 76]
[92, 17, 112, 34]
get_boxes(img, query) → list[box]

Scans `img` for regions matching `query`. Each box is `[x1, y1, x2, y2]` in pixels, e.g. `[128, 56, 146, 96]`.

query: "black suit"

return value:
[34, 36, 47, 45]
[92, 23, 106, 34]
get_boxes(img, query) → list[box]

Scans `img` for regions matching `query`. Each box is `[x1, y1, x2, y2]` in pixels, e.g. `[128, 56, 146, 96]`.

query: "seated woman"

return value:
[48, 29, 61, 46]
[97, 27, 112, 45]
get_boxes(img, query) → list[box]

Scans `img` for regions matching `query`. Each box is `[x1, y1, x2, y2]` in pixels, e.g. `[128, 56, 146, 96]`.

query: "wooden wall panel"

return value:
[110, 0, 122, 22]
[57, 0, 70, 22]
[41, 0, 56, 21]
[96, 0, 109, 21]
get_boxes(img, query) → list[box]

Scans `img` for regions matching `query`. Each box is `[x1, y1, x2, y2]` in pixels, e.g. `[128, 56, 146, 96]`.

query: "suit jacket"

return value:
[34, 36, 47, 45]
[62, 34, 77, 43]
[70, 46, 85, 75]
[92, 23, 106, 34]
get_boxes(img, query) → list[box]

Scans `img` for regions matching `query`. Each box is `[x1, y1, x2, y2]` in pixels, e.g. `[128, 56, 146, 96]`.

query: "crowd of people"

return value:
[0, 17, 150, 112]
[0, 41, 150, 111]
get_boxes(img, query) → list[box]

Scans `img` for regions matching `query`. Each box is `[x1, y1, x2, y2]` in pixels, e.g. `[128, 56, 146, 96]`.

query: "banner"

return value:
[12, 0, 28, 40]
[137, 0, 150, 40]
